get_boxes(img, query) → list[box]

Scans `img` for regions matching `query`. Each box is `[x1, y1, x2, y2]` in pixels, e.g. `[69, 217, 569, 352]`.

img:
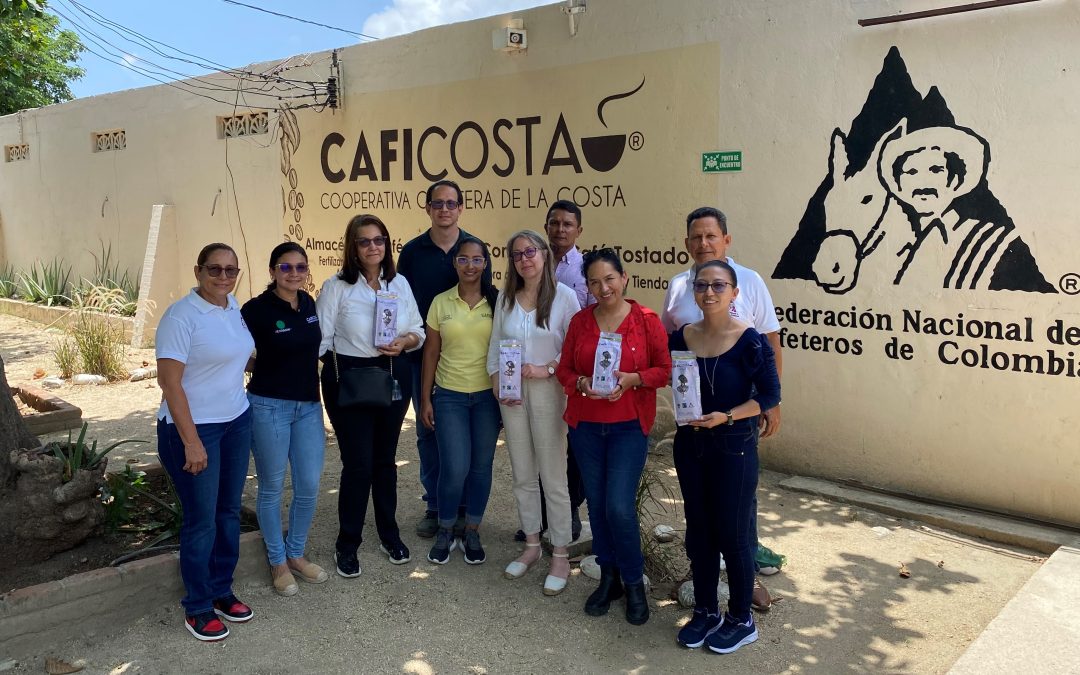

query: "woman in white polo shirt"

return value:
[487, 230, 579, 596]
[156, 242, 255, 642]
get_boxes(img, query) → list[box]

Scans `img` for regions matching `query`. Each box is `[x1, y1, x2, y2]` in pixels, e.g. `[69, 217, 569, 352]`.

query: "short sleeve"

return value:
[426, 295, 442, 331]
[155, 311, 192, 364]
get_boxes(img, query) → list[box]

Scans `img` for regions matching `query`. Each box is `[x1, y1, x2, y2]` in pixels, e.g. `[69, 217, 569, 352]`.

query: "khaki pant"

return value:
[500, 377, 572, 547]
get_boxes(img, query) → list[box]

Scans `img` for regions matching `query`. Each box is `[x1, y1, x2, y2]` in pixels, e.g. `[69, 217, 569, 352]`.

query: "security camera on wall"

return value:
[493, 22, 527, 52]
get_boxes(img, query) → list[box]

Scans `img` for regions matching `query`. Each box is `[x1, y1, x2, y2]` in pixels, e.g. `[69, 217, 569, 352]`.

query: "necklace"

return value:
[702, 354, 721, 396]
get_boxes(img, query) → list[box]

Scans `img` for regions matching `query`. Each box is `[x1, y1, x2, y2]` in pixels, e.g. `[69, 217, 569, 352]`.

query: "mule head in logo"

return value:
[812, 120, 906, 294]
[581, 77, 645, 173]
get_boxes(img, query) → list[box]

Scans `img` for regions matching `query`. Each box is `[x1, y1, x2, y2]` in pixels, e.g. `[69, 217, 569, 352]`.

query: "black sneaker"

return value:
[211, 594, 253, 623]
[335, 550, 361, 578]
[706, 613, 758, 654]
[379, 539, 412, 565]
[416, 509, 439, 538]
[462, 528, 486, 565]
[677, 608, 723, 649]
[185, 611, 229, 641]
[427, 527, 456, 564]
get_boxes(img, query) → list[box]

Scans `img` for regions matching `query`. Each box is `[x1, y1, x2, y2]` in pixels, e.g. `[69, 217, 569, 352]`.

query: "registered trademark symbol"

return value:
[628, 131, 644, 151]
[1060, 272, 1080, 295]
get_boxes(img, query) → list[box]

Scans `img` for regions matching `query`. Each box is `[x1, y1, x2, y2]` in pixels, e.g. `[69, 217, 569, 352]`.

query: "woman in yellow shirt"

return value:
[420, 236, 500, 566]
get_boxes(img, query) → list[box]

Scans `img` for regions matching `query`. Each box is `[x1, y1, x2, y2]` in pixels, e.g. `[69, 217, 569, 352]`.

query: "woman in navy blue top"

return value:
[241, 242, 328, 597]
[668, 260, 780, 655]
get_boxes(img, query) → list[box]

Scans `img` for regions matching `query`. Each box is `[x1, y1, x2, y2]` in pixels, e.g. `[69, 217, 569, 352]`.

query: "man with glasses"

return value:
[398, 180, 492, 539]
[659, 206, 785, 611]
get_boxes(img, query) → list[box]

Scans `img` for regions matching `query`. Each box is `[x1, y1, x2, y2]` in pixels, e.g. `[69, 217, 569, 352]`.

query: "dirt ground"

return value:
[0, 313, 1043, 674]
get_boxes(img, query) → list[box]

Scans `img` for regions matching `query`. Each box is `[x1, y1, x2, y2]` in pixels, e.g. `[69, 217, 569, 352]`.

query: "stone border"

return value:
[0, 531, 267, 656]
[11, 385, 82, 435]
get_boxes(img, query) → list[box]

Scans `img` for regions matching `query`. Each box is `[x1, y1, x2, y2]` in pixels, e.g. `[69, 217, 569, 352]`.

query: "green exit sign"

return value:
[702, 151, 742, 173]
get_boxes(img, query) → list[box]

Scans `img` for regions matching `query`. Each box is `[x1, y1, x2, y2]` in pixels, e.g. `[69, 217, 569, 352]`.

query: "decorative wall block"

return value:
[4, 144, 30, 162]
[218, 112, 270, 139]
[92, 129, 127, 152]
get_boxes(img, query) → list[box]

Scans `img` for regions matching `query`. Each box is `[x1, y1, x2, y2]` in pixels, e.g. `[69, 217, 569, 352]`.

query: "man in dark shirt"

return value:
[397, 179, 492, 539]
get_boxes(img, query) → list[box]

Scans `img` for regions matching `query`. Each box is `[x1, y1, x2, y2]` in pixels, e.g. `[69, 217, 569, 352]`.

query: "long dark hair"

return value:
[452, 235, 497, 311]
[339, 214, 396, 285]
[266, 241, 308, 291]
[501, 230, 556, 329]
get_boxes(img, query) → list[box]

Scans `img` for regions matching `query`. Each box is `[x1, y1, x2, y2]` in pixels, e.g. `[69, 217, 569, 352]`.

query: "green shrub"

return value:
[51, 285, 129, 379]
[0, 263, 18, 298]
[84, 242, 139, 316]
[44, 422, 147, 483]
[17, 258, 72, 306]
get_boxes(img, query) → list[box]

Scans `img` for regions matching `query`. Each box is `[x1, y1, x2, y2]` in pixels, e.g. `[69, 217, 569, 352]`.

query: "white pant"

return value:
[500, 377, 572, 547]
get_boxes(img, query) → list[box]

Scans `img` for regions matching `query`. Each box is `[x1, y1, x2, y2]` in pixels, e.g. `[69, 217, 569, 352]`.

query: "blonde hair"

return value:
[501, 230, 557, 329]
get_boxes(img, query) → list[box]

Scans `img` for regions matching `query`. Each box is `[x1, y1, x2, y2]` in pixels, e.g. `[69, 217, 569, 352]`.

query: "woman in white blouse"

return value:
[317, 214, 425, 578]
[487, 230, 580, 595]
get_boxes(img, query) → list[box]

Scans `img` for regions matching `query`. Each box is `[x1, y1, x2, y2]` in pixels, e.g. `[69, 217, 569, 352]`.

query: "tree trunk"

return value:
[1, 354, 106, 565]
[0, 353, 41, 488]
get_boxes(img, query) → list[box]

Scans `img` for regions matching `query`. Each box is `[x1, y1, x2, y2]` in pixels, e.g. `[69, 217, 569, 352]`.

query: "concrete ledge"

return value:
[0, 297, 148, 347]
[948, 543, 1080, 674]
[12, 384, 83, 435]
[780, 476, 1077, 554]
[0, 531, 267, 657]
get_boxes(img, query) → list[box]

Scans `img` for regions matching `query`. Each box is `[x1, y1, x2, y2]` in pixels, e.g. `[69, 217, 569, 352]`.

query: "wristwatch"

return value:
[546, 364, 556, 377]
[725, 410, 736, 425]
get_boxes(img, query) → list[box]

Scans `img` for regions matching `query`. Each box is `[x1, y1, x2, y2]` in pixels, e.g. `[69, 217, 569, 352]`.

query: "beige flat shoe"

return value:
[543, 552, 570, 596]
[288, 557, 329, 584]
[504, 542, 542, 580]
[272, 567, 298, 597]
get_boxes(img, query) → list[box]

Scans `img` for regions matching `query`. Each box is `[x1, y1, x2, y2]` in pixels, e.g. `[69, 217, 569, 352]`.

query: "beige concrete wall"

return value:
[1, 0, 1078, 524]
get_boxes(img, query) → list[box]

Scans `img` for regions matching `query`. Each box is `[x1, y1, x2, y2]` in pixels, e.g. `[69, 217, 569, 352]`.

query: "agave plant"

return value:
[0, 263, 18, 299]
[45, 422, 147, 483]
[18, 258, 72, 306]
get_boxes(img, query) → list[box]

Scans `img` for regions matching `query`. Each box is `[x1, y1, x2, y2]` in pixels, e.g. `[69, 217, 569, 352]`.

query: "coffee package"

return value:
[498, 339, 523, 401]
[374, 291, 398, 348]
[591, 331, 623, 395]
[671, 351, 703, 425]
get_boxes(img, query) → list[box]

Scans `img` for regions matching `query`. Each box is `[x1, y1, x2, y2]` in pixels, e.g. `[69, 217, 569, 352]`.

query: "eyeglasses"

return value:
[274, 263, 309, 274]
[511, 246, 539, 262]
[428, 199, 460, 211]
[455, 256, 486, 267]
[200, 265, 241, 278]
[358, 236, 387, 248]
[692, 280, 734, 294]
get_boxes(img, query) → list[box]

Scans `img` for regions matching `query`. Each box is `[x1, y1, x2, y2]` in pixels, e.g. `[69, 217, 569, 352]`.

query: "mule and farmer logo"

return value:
[774, 47, 1055, 295]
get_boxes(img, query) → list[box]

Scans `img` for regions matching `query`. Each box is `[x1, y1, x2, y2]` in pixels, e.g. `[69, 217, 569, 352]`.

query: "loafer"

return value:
[289, 558, 329, 584]
[272, 567, 298, 597]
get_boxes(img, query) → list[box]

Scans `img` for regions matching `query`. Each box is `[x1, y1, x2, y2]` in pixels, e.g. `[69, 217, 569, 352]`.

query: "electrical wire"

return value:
[220, 0, 379, 41]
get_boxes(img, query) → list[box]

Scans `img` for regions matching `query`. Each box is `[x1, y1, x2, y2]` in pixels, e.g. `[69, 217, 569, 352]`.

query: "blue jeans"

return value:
[248, 393, 325, 566]
[432, 386, 500, 528]
[569, 420, 649, 584]
[411, 359, 440, 512]
[157, 408, 251, 615]
[673, 422, 759, 620]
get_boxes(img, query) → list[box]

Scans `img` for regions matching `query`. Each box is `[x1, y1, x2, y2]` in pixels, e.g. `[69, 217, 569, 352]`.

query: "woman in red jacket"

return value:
[556, 248, 672, 626]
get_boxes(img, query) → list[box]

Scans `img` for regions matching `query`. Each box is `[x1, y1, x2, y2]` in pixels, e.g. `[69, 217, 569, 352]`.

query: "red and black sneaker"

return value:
[185, 612, 230, 641]
[212, 594, 254, 623]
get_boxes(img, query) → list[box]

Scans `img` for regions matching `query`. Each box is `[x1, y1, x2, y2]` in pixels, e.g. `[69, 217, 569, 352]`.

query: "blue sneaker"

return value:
[706, 613, 758, 654]
[427, 527, 457, 564]
[677, 608, 723, 649]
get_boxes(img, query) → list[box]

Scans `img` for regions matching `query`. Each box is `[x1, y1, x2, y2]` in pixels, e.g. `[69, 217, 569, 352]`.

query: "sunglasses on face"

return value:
[511, 246, 539, 262]
[428, 199, 460, 211]
[455, 256, 486, 267]
[200, 265, 240, 278]
[692, 280, 734, 294]
[274, 263, 309, 274]
[358, 236, 387, 248]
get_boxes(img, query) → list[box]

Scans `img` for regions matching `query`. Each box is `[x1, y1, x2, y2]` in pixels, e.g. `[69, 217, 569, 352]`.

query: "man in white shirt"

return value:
[660, 206, 785, 608]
